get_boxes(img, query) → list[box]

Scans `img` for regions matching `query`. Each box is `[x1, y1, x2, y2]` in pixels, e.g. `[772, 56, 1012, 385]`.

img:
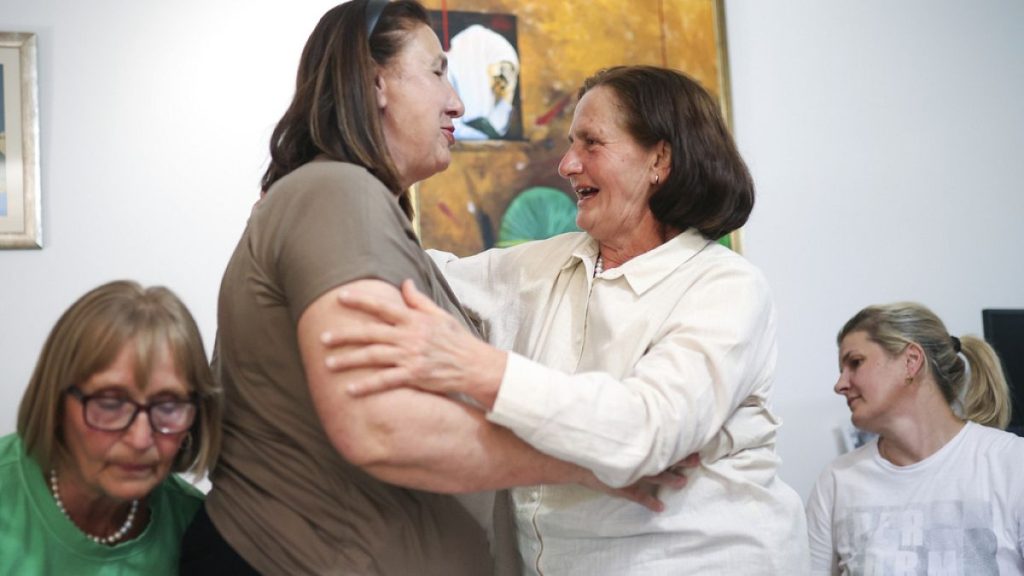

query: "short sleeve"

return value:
[255, 162, 426, 323]
[806, 468, 839, 575]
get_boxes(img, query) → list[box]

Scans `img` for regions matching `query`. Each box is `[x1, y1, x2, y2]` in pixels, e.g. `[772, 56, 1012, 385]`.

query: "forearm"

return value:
[487, 352, 724, 487]
[353, 387, 589, 493]
[301, 279, 587, 493]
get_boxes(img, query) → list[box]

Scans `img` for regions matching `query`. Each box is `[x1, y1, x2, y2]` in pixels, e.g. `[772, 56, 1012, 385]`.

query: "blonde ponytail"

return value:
[959, 335, 1012, 429]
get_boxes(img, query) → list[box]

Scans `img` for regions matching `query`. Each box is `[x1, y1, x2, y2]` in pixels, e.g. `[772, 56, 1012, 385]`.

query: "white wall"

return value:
[725, 0, 1024, 497]
[0, 0, 339, 426]
[1, 0, 1022, 500]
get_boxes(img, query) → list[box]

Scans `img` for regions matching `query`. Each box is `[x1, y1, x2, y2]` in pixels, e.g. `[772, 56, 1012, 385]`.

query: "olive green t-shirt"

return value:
[205, 160, 494, 575]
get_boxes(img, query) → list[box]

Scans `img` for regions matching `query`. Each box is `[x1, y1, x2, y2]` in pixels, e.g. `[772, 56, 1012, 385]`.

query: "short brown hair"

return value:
[578, 66, 754, 239]
[17, 280, 222, 476]
[260, 0, 431, 219]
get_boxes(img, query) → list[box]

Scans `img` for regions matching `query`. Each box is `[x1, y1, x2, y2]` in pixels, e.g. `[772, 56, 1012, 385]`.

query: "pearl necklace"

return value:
[50, 469, 139, 545]
[594, 254, 604, 277]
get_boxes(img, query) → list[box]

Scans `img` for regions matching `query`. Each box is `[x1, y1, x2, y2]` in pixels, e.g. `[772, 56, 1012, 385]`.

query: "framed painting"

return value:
[414, 0, 739, 256]
[0, 32, 42, 249]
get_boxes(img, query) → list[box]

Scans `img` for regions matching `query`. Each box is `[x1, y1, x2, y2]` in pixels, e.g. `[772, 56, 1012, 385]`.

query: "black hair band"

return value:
[951, 335, 961, 353]
[366, 0, 389, 35]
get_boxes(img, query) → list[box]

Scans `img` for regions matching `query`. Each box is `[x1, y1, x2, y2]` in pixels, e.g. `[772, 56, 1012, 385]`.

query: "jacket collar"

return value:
[566, 228, 715, 295]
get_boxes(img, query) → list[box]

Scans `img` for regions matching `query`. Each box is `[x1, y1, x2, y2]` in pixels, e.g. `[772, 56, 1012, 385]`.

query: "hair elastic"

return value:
[950, 335, 962, 353]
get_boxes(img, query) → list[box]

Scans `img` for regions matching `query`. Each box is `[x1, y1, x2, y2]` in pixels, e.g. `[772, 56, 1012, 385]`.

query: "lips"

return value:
[574, 185, 599, 201]
[442, 127, 455, 145]
[113, 463, 156, 477]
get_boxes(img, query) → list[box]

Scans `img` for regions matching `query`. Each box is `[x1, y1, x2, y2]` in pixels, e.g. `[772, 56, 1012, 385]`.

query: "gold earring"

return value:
[905, 376, 913, 386]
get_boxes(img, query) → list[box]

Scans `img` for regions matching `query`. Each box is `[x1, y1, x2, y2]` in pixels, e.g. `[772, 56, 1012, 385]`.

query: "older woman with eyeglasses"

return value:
[0, 280, 221, 575]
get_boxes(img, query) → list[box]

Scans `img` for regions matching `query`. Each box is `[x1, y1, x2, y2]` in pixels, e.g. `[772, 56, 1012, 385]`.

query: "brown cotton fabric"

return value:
[205, 160, 494, 575]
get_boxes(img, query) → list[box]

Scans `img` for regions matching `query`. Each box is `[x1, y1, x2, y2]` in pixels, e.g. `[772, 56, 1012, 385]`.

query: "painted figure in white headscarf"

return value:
[447, 24, 520, 140]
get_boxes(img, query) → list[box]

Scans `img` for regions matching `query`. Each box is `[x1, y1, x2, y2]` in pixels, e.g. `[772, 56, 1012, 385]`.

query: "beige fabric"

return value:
[436, 230, 809, 575]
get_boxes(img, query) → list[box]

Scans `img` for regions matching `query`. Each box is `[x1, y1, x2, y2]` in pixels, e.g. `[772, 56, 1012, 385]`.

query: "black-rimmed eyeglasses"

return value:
[66, 386, 197, 434]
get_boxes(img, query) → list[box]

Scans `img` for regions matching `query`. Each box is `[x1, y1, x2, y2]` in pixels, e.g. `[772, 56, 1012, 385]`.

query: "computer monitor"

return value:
[982, 309, 1024, 436]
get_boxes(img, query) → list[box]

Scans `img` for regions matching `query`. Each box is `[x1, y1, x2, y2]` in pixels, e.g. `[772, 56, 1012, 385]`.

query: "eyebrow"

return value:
[567, 127, 593, 144]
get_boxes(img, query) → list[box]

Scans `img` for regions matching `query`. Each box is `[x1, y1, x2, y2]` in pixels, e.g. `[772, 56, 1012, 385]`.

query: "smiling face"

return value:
[835, 331, 910, 432]
[557, 86, 665, 249]
[59, 341, 191, 504]
[377, 24, 464, 188]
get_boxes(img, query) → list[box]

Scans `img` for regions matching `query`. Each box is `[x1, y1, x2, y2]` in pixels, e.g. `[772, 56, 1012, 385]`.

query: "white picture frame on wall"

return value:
[0, 32, 41, 249]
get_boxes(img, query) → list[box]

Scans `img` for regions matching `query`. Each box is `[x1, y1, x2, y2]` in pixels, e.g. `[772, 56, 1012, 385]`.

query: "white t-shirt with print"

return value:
[806, 421, 1024, 575]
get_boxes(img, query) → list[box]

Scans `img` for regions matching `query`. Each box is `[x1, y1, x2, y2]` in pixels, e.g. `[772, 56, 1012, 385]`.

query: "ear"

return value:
[374, 69, 388, 110]
[903, 342, 926, 379]
[652, 140, 671, 183]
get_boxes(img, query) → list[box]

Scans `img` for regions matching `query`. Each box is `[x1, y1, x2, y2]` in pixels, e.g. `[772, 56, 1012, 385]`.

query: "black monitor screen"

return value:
[982, 309, 1024, 436]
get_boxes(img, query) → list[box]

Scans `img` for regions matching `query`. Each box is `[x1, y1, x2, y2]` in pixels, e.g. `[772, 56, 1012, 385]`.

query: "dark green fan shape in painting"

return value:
[497, 186, 580, 248]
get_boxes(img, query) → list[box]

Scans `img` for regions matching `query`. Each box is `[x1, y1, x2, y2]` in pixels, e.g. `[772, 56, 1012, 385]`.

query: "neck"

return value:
[597, 224, 682, 270]
[876, 400, 965, 466]
[51, 466, 144, 544]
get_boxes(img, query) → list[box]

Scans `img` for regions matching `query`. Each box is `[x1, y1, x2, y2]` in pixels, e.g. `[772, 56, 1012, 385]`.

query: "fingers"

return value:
[400, 279, 447, 317]
[320, 322, 399, 349]
[679, 452, 701, 468]
[579, 474, 664, 513]
[344, 368, 414, 396]
[644, 470, 688, 490]
[638, 452, 700, 491]
[324, 344, 402, 372]
[614, 487, 665, 513]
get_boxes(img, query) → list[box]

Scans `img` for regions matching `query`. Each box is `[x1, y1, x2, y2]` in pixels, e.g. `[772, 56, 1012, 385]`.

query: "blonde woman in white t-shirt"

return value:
[806, 302, 1024, 575]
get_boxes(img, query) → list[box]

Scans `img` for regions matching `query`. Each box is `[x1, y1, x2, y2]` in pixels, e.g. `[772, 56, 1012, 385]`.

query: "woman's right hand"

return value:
[320, 279, 506, 408]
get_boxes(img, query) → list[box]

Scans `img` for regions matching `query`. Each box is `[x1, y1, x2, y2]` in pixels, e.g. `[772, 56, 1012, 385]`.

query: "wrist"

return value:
[468, 349, 505, 411]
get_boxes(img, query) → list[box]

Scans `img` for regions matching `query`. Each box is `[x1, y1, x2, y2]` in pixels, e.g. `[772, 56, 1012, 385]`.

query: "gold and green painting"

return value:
[415, 0, 737, 256]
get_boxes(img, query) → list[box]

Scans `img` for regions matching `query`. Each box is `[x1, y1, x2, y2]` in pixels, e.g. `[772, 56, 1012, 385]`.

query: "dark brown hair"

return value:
[260, 0, 430, 218]
[578, 66, 754, 239]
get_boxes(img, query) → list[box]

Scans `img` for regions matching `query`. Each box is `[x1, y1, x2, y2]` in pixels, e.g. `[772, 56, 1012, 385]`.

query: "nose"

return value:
[834, 371, 849, 395]
[122, 410, 156, 450]
[446, 80, 465, 119]
[558, 146, 581, 179]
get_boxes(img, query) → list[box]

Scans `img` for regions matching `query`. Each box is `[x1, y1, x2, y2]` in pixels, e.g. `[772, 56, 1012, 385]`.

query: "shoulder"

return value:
[0, 434, 24, 489]
[146, 474, 204, 538]
[488, 231, 588, 263]
[691, 241, 771, 291]
[815, 441, 880, 487]
[0, 433, 21, 467]
[448, 231, 588, 279]
[660, 238, 775, 331]
[259, 160, 396, 218]
[807, 442, 881, 518]
[272, 160, 383, 193]
[962, 422, 1024, 456]
[834, 440, 880, 469]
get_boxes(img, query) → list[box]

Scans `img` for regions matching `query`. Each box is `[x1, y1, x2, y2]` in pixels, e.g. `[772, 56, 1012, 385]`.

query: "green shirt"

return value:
[0, 433, 203, 574]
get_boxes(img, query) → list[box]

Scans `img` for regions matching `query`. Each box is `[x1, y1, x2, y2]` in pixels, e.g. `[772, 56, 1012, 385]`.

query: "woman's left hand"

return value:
[321, 279, 506, 407]
[579, 453, 700, 512]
